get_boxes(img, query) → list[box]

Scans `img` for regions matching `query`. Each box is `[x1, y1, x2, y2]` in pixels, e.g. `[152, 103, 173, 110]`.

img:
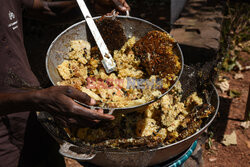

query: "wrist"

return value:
[30, 89, 45, 108]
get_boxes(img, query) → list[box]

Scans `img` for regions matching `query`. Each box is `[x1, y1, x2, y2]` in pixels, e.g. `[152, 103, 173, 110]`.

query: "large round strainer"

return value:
[45, 15, 184, 114]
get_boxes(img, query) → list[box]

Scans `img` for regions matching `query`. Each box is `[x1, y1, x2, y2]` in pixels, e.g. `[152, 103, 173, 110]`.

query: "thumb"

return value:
[112, 0, 127, 11]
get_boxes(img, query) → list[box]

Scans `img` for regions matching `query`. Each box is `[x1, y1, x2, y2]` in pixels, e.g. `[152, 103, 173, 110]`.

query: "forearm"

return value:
[33, 0, 76, 10]
[0, 86, 114, 126]
[25, 0, 79, 24]
[0, 91, 38, 116]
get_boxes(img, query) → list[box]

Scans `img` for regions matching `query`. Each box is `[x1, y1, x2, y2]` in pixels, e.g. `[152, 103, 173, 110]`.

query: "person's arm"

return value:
[32, 0, 130, 13]
[23, 0, 130, 24]
[0, 86, 114, 126]
[22, 0, 79, 24]
[32, 0, 77, 15]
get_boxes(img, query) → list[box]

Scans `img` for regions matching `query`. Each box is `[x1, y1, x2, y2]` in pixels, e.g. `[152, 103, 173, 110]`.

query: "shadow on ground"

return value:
[208, 96, 232, 142]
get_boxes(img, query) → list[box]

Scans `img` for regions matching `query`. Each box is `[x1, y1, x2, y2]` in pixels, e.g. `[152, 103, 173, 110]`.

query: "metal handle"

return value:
[107, 108, 115, 115]
[76, 0, 116, 73]
[126, 10, 130, 17]
[116, 10, 130, 17]
[76, 0, 108, 57]
[59, 142, 96, 161]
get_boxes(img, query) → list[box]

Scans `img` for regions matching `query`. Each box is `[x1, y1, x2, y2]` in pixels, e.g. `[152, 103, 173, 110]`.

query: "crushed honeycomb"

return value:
[65, 83, 214, 148]
[57, 32, 181, 108]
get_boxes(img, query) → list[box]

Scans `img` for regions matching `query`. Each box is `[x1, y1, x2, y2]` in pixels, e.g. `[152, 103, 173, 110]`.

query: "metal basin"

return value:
[39, 64, 219, 167]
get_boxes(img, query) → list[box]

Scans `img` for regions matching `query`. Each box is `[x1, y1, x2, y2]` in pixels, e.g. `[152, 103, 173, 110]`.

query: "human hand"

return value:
[34, 86, 114, 127]
[112, 0, 130, 12]
[93, 0, 130, 15]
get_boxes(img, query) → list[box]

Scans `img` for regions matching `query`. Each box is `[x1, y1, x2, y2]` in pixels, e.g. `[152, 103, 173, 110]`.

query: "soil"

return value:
[202, 51, 250, 167]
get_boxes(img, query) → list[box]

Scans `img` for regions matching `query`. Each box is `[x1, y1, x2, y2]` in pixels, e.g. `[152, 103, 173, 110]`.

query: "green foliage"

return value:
[205, 131, 214, 150]
[219, 1, 250, 72]
[221, 54, 237, 71]
[228, 89, 241, 98]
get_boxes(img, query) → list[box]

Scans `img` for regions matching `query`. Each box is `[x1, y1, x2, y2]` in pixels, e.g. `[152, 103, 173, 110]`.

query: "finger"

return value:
[123, 1, 130, 11]
[73, 103, 115, 121]
[113, 0, 130, 12]
[114, 1, 126, 11]
[62, 86, 95, 105]
[97, 109, 104, 114]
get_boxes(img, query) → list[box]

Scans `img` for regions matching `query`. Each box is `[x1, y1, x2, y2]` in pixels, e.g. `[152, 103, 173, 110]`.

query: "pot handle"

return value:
[59, 142, 96, 161]
[113, 9, 130, 17]
[126, 10, 130, 17]
[107, 108, 115, 115]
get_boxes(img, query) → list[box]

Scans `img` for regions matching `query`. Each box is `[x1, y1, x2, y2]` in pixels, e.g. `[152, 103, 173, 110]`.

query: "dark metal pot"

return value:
[38, 65, 219, 167]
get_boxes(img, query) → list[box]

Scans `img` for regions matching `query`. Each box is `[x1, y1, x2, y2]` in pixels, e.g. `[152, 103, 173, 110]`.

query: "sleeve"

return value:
[21, 0, 35, 8]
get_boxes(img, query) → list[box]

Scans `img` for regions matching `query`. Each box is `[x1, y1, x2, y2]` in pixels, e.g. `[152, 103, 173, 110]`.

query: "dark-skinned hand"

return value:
[34, 86, 114, 127]
[92, 0, 130, 15]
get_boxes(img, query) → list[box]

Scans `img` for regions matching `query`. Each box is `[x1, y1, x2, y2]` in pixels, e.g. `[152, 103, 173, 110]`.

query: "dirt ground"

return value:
[202, 51, 250, 167]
